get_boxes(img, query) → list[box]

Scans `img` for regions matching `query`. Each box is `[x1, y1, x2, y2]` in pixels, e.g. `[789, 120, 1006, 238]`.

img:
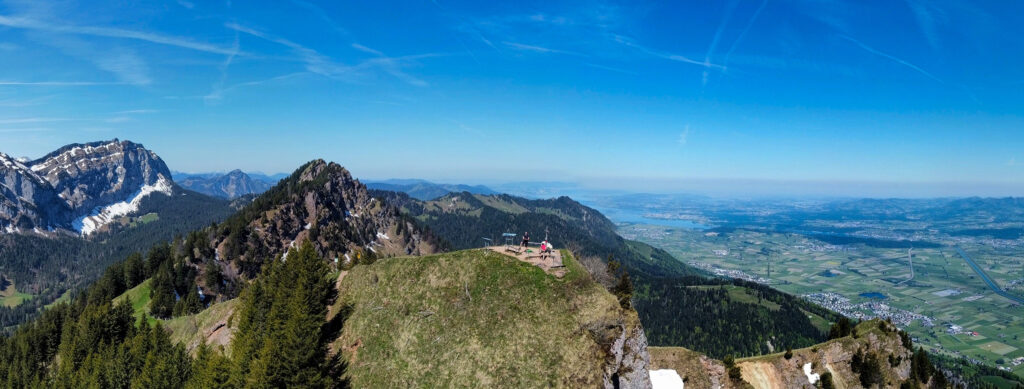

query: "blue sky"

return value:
[1, 0, 1022, 197]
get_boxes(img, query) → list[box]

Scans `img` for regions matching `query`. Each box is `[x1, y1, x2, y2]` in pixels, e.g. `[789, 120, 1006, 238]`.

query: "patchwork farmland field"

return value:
[622, 224, 1024, 376]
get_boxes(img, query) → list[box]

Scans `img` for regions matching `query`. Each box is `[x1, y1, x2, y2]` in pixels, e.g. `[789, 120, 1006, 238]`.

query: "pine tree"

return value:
[204, 261, 224, 294]
[187, 343, 234, 389]
[130, 323, 191, 389]
[612, 270, 634, 309]
[149, 264, 176, 319]
[123, 252, 146, 287]
[175, 286, 203, 316]
[233, 240, 340, 388]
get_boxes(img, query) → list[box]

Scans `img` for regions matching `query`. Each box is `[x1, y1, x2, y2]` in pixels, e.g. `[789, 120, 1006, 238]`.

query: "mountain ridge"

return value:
[365, 179, 496, 200]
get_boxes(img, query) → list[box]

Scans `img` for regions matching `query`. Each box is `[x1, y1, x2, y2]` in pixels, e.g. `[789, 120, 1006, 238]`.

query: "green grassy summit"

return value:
[332, 249, 647, 388]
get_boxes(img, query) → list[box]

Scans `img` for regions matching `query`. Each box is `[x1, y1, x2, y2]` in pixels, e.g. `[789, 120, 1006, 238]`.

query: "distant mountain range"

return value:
[364, 178, 496, 200]
[174, 170, 272, 199]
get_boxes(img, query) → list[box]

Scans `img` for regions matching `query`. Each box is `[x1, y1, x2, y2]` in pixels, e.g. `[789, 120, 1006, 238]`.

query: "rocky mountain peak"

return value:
[0, 139, 174, 235]
[212, 160, 440, 277]
[29, 139, 172, 211]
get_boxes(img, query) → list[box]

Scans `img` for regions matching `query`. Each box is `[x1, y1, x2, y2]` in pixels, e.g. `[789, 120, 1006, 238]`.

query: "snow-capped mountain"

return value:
[0, 139, 174, 235]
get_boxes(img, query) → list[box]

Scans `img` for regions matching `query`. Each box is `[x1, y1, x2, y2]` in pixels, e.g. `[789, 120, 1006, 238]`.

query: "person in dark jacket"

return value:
[521, 232, 530, 249]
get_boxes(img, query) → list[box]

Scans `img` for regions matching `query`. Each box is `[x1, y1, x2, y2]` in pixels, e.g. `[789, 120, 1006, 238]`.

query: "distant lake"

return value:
[859, 292, 887, 300]
[591, 205, 709, 229]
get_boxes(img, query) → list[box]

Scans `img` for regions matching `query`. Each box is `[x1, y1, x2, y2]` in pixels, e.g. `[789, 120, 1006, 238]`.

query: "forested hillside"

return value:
[0, 189, 234, 331]
[0, 240, 343, 388]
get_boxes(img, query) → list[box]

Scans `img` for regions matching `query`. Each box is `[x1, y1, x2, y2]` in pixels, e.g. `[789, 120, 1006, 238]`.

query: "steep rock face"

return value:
[30, 140, 172, 212]
[0, 139, 174, 234]
[214, 160, 440, 276]
[603, 323, 654, 389]
[177, 169, 271, 199]
[0, 153, 68, 230]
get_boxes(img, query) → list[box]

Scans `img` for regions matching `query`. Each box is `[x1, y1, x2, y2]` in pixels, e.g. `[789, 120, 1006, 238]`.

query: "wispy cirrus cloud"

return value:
[723, 0, 769, 70]
[0, 117, 71, 124]
[839, 34, 944, 84]
[351, 43, 384, 56]
[502, 41, 584, 56]
[226, 22, 436, 87]
[0, 14, 240, 55]
[612, 34, 725, 70]
[0, 127, 52, 133]
[0, 80, 125, 86]
[204, 72, 309, 102]
[113, 109, 158, 114]
[703, 0, 740, 84]
[904, 0, 943, 49]
[288, 0, 350, 37]
[205, 32, 241, 102]
[678, 126, 691, 146]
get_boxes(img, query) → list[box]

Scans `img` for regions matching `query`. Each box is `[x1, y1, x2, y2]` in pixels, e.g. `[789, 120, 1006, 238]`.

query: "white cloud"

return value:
[678, 126, 691, 146]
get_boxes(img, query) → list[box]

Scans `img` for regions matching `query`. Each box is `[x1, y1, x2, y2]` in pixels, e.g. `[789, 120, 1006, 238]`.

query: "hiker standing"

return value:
[521, 232, 530, 249]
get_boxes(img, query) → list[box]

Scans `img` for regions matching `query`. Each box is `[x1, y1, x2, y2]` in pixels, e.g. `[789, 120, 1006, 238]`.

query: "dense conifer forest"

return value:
[0, 240, 342, 388]
[0, 189, 233, 331]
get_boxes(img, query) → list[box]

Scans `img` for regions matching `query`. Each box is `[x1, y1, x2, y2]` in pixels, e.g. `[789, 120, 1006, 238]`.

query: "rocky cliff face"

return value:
[0, 139, 174, 235]
[213, 160, 441, 277]
[602, 322, 654, 389]
[0, 152, 67, 231]
[177, 169, 271, 199]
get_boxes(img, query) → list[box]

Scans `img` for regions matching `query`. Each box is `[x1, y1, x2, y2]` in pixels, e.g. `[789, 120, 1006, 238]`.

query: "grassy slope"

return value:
[649, 346, 724, 388]
[332, 249, 636, 388]
[163, 298, 238, 351]
[112, 279, 155, 326]
[111, 277, 239, 351]
[0, 282, 32, 308]
[43, 289, 71, 309]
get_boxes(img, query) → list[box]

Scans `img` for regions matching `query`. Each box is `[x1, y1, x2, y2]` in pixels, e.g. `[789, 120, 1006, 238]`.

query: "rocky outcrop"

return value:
[650, 319, 919, 389]
[177, 169, 271, 199]
[0, 152, 67, 231]
[604, 323, 654, 389]
[0, 139, 174, 235]
[212, 160, 441, 276]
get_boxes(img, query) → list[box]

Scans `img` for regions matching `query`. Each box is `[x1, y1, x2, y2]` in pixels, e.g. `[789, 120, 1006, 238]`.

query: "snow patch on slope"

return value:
[72, 177, 173, 236]
[803, 363, 820, 384]
[650, 369, 684, 389]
